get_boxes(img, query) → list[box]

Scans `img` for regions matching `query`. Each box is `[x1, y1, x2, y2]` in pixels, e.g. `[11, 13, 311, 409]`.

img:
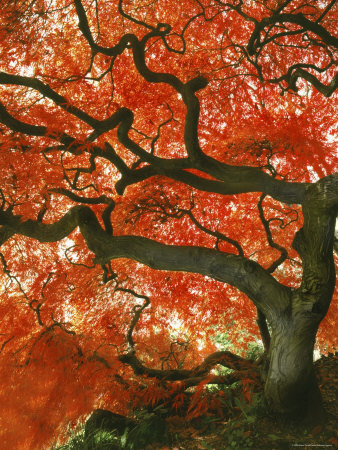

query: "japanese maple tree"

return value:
[0, 0, 337, 447]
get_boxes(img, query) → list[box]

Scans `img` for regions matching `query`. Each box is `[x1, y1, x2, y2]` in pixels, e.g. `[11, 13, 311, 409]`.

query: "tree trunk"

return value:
[264, 311, 324, 424]
[263, 175, 338, 425]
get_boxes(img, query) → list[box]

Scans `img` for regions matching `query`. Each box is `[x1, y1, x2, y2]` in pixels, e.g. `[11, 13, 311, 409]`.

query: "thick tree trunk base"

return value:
[258, 356, 326, 426]
[263, 315, 327, 426]
[266, 376, 326, 426]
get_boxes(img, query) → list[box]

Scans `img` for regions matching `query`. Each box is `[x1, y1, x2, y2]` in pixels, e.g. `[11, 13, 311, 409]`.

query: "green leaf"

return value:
[201, 441, 213, 450]
[267, 434, 281, 440]
[234, 397, 244, 410]
[120, 428, 128, 447]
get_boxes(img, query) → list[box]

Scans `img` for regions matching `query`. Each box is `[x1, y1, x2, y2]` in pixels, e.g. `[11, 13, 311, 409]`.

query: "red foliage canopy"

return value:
[0, 0, 336, 447]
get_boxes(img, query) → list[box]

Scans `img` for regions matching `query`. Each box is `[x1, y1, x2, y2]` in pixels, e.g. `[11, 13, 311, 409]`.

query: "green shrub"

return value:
[54, 406, 169, 450]
[54, 428, 121, 450]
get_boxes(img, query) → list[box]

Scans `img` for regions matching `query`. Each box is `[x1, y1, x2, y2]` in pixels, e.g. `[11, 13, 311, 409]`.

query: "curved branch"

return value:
[114, 287, 150, 349]
[119, 348, 257, 383]
[0, 94, 307, 206]
[288, 69, 337, 98]
[214, 1, 337, 96]
[0, 100, 74, 146]
[0, 22, 312, 207]
[49, 188, 115, 234]
[186, 208, 244, 255]
[0, 71, 104, 128]
[129, 190, 244, 256]
[113, 106, 309, 204]
[116, 286, 258, 384]
[73, 0, 207, 162]
[247, 13, 338, 56]
[117, 0, 155, 31]
[258, 194, 288, 273]
[0, 205, 291, 320]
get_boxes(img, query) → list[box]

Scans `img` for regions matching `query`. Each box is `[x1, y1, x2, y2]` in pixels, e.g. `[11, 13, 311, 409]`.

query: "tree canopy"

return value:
[0, 0, 337, 447]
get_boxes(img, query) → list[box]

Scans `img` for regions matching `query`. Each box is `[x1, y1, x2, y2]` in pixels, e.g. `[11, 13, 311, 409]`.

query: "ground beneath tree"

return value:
[149, 354, 337, 450]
